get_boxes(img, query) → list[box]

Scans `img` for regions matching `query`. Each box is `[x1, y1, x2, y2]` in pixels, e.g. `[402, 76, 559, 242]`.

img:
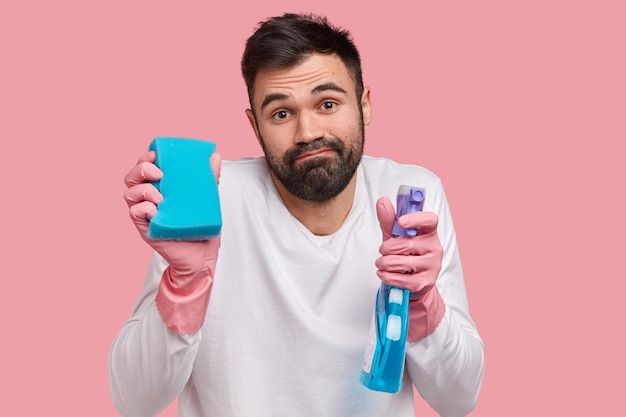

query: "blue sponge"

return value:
[147, 137, 222, 240]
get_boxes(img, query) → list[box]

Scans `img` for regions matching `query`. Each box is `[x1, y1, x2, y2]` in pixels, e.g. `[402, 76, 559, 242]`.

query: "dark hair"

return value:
[241, 13, 364, 108]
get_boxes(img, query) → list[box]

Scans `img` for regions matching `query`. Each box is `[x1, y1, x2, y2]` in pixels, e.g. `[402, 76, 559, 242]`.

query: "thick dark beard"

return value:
[260, 128, 364, 203]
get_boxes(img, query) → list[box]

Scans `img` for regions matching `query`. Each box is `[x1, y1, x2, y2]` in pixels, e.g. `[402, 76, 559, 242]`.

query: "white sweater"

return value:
[109, 156, 484, 417]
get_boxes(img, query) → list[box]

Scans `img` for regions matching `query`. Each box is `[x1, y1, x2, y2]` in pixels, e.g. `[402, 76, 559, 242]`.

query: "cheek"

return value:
[259, 123, 298, 150]
[338, 107, 362, 134]
[338, 118, 362, 142]
[257, 125, 286, 154]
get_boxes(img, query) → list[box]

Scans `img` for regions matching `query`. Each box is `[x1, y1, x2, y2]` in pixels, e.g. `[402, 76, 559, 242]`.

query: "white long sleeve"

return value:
[109, 156, 484, 417]
[109, 254, 202, 417]
[369, 158, 485, 416]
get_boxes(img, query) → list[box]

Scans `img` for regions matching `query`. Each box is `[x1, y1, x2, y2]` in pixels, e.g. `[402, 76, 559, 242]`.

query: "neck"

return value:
[271, 173, 357, 236]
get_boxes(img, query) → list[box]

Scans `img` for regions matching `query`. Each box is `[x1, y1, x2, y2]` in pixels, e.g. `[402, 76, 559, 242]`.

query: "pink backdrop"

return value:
[2, 1, 624, 415]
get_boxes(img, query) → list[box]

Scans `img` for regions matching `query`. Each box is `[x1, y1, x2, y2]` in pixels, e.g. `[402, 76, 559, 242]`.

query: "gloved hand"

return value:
[375, 197, 446, 343]
[123, 150, 222, 335]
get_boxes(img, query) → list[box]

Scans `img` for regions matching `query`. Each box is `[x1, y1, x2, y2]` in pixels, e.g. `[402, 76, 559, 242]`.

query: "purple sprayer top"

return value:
[391, 186, 425, 237]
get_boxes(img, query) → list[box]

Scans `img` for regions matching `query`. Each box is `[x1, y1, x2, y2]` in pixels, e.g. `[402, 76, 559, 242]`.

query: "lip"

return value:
[295, 148, 336, 161]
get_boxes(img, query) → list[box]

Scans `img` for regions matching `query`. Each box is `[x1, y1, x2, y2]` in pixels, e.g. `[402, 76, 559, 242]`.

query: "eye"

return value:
[272, 110, 291, 120]
[320, 101, 337, 111]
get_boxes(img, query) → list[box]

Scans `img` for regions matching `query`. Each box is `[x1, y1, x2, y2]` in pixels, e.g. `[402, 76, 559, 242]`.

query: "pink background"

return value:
[1, 0, 624, 415]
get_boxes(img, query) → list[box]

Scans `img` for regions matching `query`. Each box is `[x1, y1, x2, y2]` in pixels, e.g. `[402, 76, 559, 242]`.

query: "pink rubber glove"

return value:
[123, 150, 222, 335]
[375, 197, 446, 343]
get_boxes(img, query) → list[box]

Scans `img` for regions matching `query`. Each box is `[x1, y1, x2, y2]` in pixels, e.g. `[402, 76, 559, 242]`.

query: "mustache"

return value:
[284, 138, 346, 163]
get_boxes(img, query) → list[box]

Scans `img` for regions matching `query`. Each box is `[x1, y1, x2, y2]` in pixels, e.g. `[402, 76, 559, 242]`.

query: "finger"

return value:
[210, 152, 222, 185]
[376, 270, 430, 294]
[137, 150, 156, 164]
[397, 211, 439, 235]
[129, 200, 158, 223]
[379, 234, 442, 257]
[124, 160, 163, 188]
[376, 197, 396, 241]
[375, 253, 436, 274]
[124, 183, 163, 208]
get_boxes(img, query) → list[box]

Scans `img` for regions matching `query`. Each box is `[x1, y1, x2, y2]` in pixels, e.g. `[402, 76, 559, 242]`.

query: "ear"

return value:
[360, 86, 372, 129]
[245, 108, 262, 144]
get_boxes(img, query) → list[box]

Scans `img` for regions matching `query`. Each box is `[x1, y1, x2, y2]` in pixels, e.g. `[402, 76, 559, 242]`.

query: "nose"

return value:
[295, 111, 325, 145]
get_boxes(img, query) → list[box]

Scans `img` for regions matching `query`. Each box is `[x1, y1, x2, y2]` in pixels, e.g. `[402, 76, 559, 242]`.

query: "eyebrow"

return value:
[260, 93, 290, 111]
[312, 82, 348, 95]
[260, 82, 349, 111]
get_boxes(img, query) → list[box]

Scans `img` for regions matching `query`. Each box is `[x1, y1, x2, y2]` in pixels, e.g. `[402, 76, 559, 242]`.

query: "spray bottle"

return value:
[361, 185, 425, 393]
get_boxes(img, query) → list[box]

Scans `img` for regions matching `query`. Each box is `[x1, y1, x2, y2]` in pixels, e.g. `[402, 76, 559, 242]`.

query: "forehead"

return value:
[251, 53, 355, 106]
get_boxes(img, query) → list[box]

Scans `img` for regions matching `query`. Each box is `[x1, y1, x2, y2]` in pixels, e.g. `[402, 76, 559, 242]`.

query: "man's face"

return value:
[246, 53, 372, 202]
